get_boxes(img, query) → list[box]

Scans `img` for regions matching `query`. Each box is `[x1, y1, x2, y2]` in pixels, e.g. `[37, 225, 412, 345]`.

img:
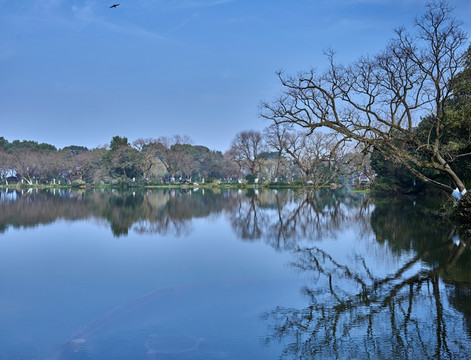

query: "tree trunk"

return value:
[456, 192, 471, 224]
[436, 153, 467, 193]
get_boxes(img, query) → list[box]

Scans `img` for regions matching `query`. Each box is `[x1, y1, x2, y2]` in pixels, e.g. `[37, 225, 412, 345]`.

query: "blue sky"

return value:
[1, 0, 470, 152]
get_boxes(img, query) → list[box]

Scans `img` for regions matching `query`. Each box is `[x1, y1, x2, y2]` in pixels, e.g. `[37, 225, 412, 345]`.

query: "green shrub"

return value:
[71, 180, 87, 188]
[205, 177, 217, 184]
[209, 180, 220, 188]
[261, 179, 271, 187]
[244, 174, 255, 184]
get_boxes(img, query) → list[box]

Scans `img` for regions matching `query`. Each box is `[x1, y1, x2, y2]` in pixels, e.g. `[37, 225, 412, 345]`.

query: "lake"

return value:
[0, 188, 470, 359]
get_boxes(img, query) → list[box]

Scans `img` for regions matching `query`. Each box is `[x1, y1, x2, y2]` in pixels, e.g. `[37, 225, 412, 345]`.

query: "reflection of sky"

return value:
[1, 190, 471, 358]
[0, 216, 309, 359]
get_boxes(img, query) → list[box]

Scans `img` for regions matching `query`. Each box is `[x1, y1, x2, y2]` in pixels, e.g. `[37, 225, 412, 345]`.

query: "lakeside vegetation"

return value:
[0, 130, 368, 190]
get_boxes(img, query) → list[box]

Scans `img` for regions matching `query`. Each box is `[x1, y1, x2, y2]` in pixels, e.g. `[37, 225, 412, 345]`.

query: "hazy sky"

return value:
[1, 0, 470, 152]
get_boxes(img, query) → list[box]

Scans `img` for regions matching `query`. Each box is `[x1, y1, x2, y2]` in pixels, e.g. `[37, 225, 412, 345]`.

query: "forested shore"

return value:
[0, 130, 368, 189]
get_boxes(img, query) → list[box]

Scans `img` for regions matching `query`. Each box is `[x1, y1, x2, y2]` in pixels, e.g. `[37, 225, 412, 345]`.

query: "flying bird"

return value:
[109, 4, 120, 8]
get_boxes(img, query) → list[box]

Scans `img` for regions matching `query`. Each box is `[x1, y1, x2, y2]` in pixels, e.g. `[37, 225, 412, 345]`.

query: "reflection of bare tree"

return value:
[228, 188, 370, 249]
[133, 218, 191, 237]
[133, 191, 192, 236]
[229, 192, 267, 241]
[273, 190, 369, 248]
[263, 239, 471, 359]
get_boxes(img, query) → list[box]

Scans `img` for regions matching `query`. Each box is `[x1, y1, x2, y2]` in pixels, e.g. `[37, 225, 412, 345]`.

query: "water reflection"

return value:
[230, 188, 370, 250]
[263, 195, 471, 360]
[0, 188, 368, 242]
[1, 188, 471, 359]
[0, 188, 230, 237]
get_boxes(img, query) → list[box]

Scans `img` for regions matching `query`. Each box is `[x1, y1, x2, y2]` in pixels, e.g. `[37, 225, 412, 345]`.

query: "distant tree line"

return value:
[0, 127, 366, 187]
[0, 135, 223, 186]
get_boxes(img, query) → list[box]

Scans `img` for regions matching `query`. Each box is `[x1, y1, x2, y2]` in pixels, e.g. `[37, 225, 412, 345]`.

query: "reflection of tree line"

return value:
[0, 188, 367, 240]
[263, 196, 471, 359]
[131, 189, 232, 237]
[0, 189, 231, 237]
[230, 188, 370, 250]
[0, 189, 91, 233]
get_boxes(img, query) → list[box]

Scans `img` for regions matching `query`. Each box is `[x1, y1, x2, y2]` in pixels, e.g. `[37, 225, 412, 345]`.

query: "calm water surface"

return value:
[0, 188, 470, 359]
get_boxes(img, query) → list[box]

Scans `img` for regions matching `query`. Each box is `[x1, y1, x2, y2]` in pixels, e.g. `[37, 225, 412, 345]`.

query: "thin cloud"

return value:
[101, 20, 169, 40]
[166, 13, 200, 34]
[71, 3, 169, 41]
[169, 0, 234, 9]
[0, 1, 169, 41]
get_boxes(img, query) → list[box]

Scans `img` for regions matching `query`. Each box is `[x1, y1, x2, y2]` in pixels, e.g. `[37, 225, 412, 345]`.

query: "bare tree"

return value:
[221, 150, 241, 180]
[62, 149, 92, 181]
[83, 147, 108, 183]
[229, 130, 265, 179]
[12, 149, 43, 184]
[110, 146, 142, 179]
[285, 131, 349, 186]
[264, 123, 291, 180]
[262, 2, 469, 205]
[0, 149, 12, 185]
[264, 123, 356, 187]
[132, 138, 161, 180]
[150, 135, 193, 181]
